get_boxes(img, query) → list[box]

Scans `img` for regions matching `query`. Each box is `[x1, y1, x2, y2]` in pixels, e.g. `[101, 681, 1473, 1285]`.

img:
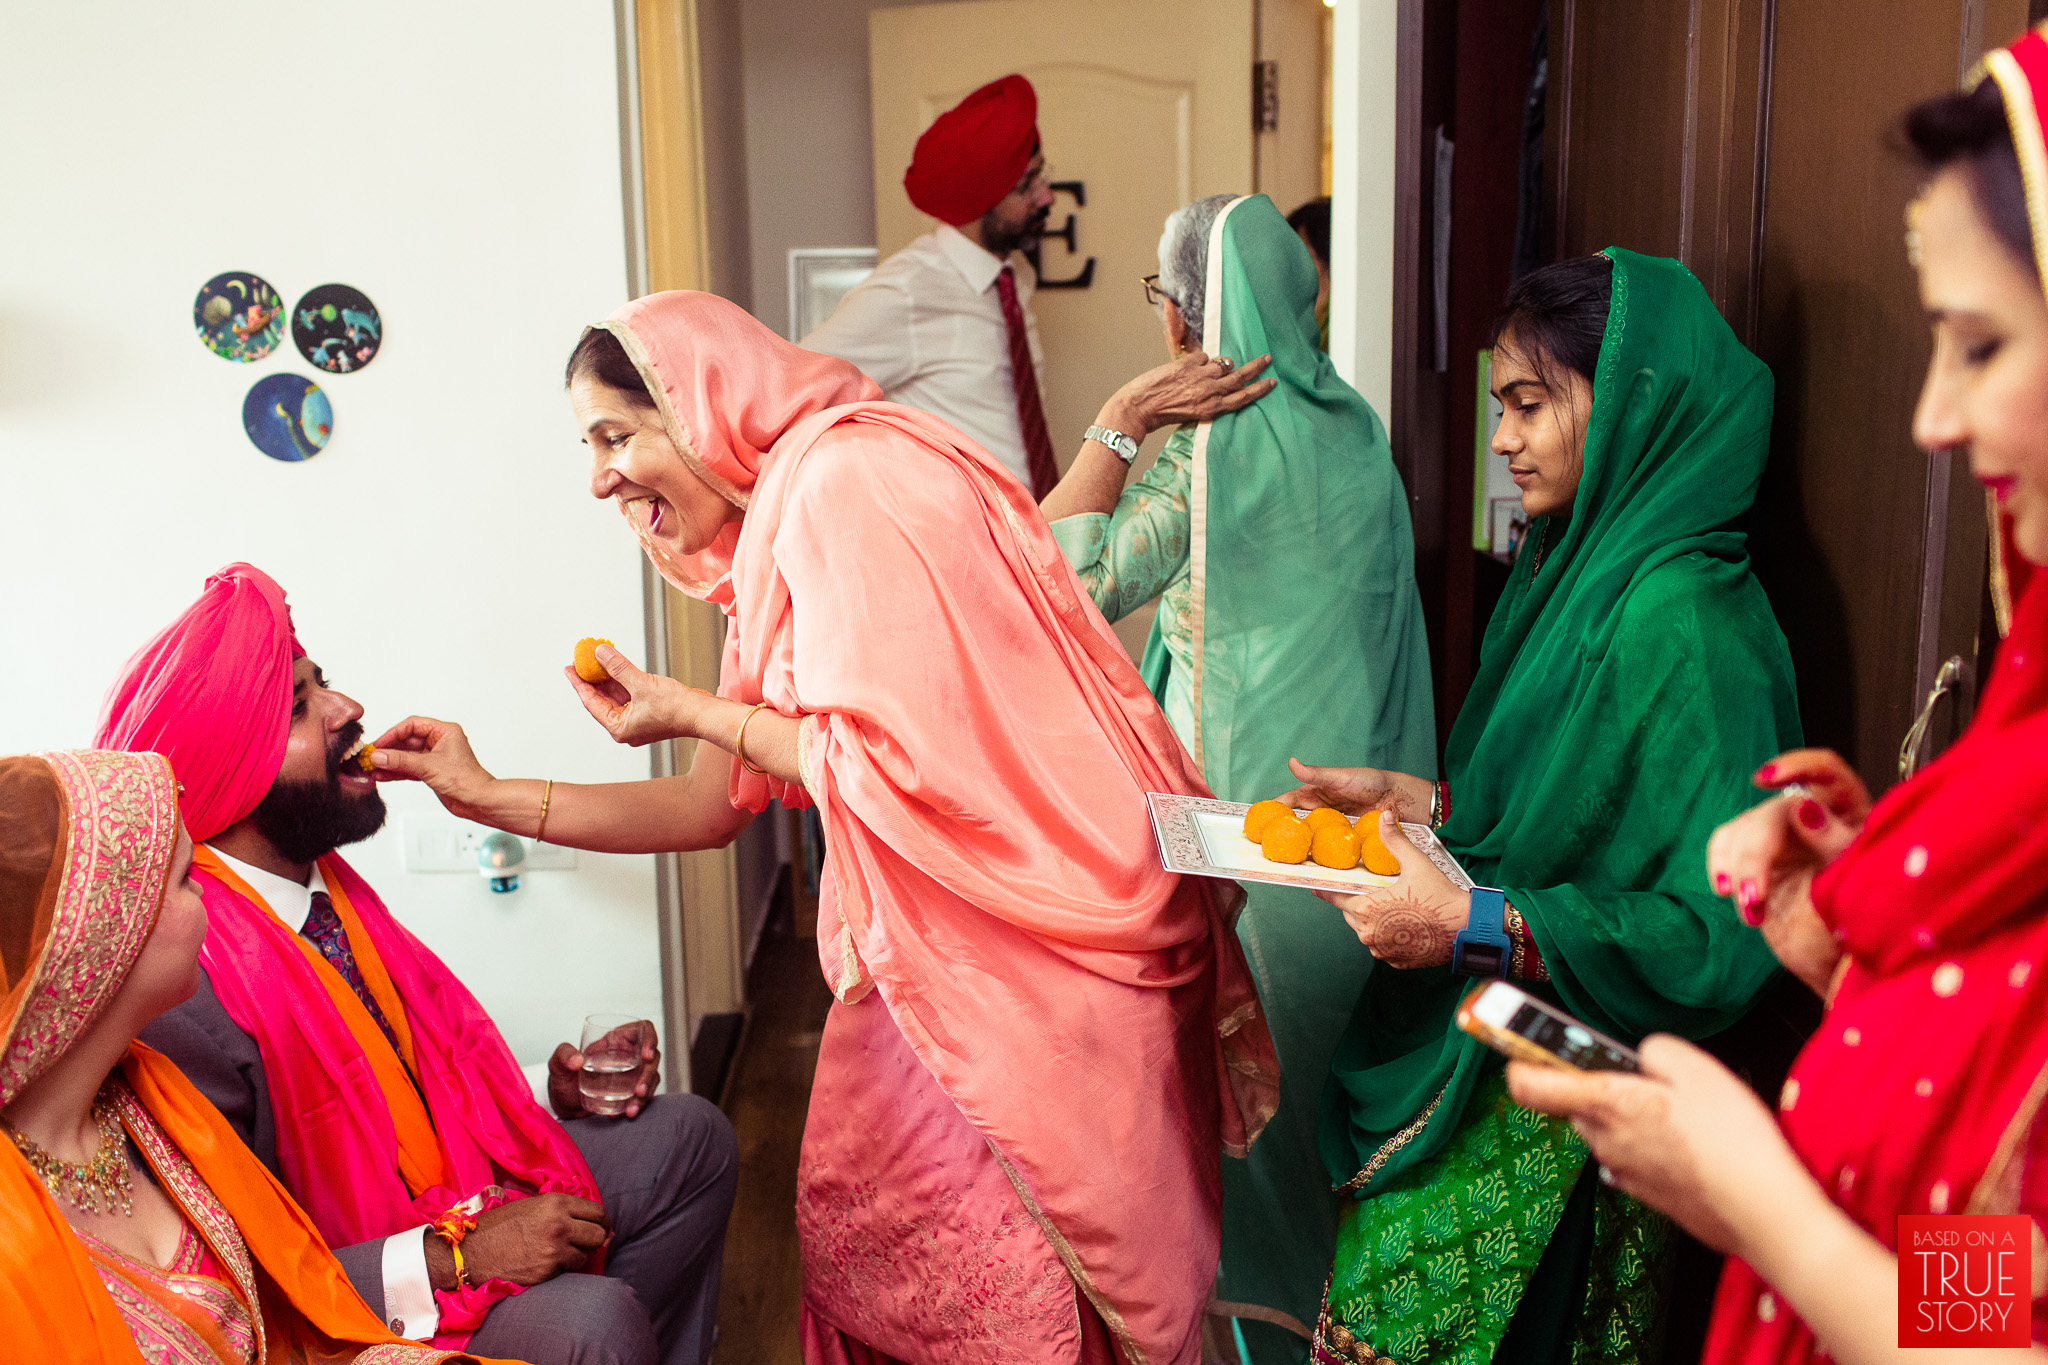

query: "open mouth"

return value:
[628, 494, 669, 539]
[338, 736, 374, 785]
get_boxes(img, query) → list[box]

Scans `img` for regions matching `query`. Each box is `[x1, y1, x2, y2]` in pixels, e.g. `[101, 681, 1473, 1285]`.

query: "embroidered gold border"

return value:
[1974, 47, 2047, 637]
[1184, 195, 1250, 775]
[1334, 1083, 1449, 1196]
[1212, 1298, 1314, 1342]
[987, 1140, 1148, 1365]
[2, 752, 178, 1108]
[796, 713, 823, 799]
[1983, 49, 2048, 290]
[111, 1078, 268, 1365]
[1967, 1054, 2048, 1214]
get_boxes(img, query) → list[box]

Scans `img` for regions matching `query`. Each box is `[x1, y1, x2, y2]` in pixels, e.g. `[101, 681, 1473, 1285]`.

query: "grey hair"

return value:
[1156, 194, 1238, 343]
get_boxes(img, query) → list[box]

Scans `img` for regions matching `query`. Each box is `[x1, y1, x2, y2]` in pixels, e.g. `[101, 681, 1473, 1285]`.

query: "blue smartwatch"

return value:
[1452, 887, 1512, 979]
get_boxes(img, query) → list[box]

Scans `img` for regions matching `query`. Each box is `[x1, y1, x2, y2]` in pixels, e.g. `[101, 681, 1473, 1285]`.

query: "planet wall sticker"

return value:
[194, 271, 286, 362]
[292, 283, 382, 374]
[242, 374, 333, 462]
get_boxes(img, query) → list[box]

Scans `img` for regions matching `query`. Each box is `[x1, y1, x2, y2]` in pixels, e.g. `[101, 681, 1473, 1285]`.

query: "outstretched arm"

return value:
[370, 643, 803, 854]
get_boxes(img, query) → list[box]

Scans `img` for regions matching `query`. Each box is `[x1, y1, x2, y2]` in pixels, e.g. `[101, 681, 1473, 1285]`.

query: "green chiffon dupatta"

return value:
[1144, 195, 1436, 1360]
[1317, 251, 1800, 1365]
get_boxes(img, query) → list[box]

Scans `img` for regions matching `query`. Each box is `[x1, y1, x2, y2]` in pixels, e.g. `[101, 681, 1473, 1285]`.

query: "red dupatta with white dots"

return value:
[1703, 29, 2048, 1363]
[1703, 311, 2048, 1365]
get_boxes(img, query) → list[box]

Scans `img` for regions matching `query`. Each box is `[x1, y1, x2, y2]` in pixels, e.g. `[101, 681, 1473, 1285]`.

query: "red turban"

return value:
[903, 74, 1039, 226]
[94, 564, 304, 842]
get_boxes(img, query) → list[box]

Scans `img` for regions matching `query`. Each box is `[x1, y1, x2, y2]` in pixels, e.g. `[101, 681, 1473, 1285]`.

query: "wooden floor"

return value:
[712, 915, 834, 1365]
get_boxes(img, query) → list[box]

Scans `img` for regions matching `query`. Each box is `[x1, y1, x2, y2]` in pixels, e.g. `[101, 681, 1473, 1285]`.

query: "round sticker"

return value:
[292, 283, 382, 373]
[242, 374, 333, 462]
[194, 271, 286, 362]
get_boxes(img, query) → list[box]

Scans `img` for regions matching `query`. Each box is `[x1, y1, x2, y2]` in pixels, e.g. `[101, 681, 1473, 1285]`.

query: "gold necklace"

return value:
[4, 1095, 134, 1216]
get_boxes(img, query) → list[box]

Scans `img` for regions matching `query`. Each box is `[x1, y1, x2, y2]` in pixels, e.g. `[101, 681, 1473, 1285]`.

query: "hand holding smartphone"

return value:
[1456, 981, 1643, 1073]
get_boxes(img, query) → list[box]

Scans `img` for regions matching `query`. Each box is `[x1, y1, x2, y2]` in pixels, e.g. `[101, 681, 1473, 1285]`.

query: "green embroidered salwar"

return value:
[1054, 194, 1435, 1364]
[1316, 251, 1801, 1365]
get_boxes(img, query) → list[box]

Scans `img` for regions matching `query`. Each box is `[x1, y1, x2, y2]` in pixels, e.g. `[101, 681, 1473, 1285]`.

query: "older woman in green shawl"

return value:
[1281, 250, 1800, 1365]
[1042, 192, 1437, 1365]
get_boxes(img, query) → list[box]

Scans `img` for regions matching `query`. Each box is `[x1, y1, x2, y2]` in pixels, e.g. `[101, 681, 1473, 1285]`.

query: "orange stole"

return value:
[189, 847, 450, 1198]
[0, 1047, 516, 1363]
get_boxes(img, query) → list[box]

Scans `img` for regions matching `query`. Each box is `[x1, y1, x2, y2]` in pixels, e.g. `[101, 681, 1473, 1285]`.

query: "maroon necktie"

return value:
[302, 891, 406, 1060]
[993, 265, 1061, 499]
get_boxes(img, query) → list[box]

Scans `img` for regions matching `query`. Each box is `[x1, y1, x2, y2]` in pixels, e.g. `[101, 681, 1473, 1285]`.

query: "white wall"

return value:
[1331, 0, 1398, 418]
[736, 0, 959, 337]
[0, 2, 662, 1067]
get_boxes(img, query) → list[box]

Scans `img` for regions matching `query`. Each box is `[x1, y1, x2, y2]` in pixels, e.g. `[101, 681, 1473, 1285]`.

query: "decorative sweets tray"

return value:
[1145, 792, 1476, 896]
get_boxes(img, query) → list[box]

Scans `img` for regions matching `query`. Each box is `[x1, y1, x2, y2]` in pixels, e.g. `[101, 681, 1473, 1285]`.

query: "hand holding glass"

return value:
[579, 1013, 645, 1117]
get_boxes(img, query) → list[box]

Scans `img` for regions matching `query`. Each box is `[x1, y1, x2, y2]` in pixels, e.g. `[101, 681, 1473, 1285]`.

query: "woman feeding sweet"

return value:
[371, 290, 1281, 1365]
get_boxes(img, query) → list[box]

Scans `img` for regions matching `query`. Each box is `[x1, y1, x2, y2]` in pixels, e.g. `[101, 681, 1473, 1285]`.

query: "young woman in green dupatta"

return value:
[1043, 191, 1436, 1364]
[1280, 249, 1800, 1365]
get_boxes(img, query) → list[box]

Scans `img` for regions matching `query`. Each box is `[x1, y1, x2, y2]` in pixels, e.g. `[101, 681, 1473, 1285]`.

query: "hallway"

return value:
[713, 908, 834, 1365]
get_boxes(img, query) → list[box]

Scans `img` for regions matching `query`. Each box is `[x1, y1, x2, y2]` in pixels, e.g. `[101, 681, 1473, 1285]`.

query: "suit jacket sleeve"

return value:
[136, 968, 391, 1318]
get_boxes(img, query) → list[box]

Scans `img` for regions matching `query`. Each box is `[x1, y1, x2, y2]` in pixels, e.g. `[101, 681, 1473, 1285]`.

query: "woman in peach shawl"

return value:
[0, 748, 521, 1364]
[376, 290, 1280, 1365]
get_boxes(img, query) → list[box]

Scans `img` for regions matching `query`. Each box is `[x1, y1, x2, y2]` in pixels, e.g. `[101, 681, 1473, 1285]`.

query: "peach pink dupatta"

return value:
[598, 292, 1280, 1364]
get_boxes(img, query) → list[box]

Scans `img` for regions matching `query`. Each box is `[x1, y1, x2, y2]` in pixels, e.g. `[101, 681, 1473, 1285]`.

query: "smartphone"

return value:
[1455, 981, 1643, 1073]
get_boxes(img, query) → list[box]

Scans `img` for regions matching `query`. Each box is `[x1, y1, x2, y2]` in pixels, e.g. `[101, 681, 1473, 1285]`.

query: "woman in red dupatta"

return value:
[0, 748, 522, 1364]
[372, 290, 1281, 1365]
[1508, 24, 2048, 1365]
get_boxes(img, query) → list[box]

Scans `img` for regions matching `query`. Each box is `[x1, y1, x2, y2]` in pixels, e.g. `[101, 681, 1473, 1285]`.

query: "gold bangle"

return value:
[735, 702, 771, 776]
[535, 778, 555, 844]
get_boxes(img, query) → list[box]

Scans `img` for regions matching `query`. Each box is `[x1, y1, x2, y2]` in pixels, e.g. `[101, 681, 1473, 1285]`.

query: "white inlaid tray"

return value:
[1146, 792, 1476, 895]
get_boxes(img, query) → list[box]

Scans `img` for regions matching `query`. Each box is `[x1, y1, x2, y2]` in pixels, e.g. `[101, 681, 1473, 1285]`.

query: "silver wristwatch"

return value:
[1084, 425, 1140, 465]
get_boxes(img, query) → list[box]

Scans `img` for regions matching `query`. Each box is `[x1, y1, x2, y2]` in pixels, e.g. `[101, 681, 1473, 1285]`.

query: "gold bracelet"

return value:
[735, 702, 771, 776]
[535, 778, 555, 844]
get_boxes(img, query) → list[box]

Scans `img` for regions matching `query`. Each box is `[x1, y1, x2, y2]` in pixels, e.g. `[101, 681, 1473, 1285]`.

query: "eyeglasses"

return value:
[1010, 162, 1052, 198]
[1141, 274, 1171, 307]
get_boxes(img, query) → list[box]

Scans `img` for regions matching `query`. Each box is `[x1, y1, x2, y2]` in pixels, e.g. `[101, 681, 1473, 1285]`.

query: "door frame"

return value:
[616, 0, 750, 1093]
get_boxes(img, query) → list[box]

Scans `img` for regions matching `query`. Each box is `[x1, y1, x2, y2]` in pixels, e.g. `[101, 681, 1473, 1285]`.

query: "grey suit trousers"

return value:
[140, 973, 737, 1365]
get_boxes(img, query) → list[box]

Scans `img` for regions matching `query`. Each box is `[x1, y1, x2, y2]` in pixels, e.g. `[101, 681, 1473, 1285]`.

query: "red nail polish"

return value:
[1738, 900, 1764, 927]
[1796, 798, 1826, 832]
[1755, 763, 1778, 784]
[1714, 873, 1731, 895]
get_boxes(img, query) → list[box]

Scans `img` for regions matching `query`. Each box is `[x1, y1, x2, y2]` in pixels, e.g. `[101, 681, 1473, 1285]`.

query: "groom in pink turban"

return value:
[98, 564, 736, 1365]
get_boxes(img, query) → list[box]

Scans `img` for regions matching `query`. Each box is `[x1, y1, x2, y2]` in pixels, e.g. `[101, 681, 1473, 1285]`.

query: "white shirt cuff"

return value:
[381, 1226, 440, 1340]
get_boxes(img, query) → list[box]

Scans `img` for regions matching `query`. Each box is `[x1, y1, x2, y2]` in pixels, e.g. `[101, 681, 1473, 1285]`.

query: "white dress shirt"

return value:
[801, 223, 1047, 491]
[208, 847, 440, 1341]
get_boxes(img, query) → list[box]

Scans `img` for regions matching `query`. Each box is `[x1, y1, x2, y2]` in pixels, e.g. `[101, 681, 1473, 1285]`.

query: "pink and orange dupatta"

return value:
[598, 289, 1281, 1365]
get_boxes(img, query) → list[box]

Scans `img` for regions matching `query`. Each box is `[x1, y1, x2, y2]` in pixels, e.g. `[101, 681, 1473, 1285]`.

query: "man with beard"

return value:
[801, 73, 1067, 496]
[97, 564, 737, 1365]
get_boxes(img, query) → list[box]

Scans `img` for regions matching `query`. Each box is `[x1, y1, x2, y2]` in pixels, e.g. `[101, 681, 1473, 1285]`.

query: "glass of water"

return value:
[579, 1013, 643, 1117]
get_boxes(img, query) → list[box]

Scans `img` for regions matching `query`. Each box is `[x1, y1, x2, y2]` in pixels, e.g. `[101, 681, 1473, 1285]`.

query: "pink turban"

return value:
[94, 564, 304, 842]
[903, 74, 1039, 226]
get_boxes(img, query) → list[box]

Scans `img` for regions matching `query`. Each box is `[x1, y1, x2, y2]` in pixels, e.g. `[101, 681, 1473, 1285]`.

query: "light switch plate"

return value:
[401, 814, 576, 873]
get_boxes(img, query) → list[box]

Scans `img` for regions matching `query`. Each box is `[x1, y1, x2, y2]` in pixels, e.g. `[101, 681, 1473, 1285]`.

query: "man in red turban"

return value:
[97, 565, 738, 1365]
[803, 73, 1072, 498]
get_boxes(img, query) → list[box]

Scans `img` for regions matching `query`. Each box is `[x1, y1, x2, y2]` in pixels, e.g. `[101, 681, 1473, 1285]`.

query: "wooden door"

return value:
[870, 0, 1271, 656]
[1542, 0, 2022, 793]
